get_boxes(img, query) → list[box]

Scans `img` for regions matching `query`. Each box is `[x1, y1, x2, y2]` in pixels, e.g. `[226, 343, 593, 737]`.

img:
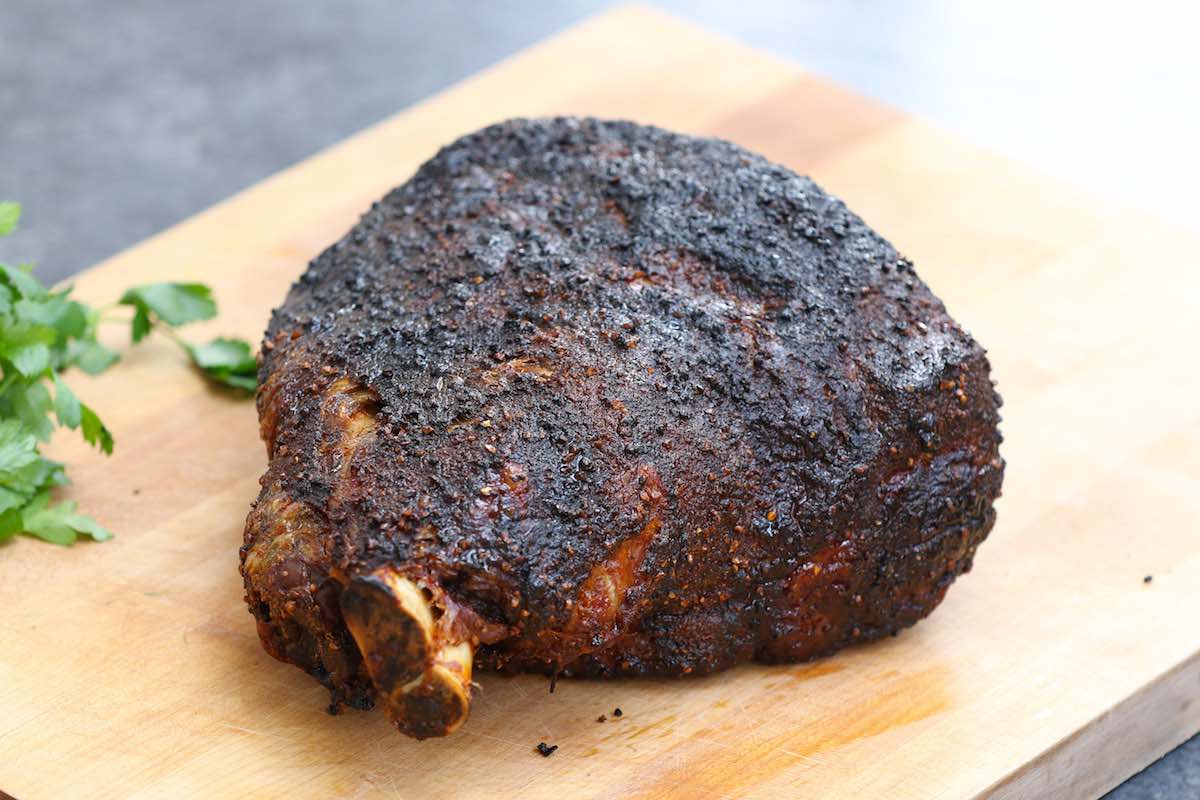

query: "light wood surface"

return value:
[2, 6, 1198, 798]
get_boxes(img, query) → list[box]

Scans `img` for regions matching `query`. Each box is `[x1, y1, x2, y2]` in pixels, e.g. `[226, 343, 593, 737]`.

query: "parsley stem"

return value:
[154, 323, 194, 357]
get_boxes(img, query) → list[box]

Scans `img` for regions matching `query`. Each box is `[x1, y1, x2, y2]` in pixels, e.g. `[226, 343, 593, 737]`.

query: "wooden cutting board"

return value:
[2, 6, 1198, 798]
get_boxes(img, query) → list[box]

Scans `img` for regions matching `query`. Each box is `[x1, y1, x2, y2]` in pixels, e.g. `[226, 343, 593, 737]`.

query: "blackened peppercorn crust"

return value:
[240, 117, 1004, 736]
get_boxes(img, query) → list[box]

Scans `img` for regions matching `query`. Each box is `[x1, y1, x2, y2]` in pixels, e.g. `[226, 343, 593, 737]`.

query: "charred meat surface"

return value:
[241, 117, 1004, 738]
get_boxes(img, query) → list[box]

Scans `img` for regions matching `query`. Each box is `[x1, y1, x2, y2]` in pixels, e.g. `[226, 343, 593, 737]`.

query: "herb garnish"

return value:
[0, 201, 255, 544]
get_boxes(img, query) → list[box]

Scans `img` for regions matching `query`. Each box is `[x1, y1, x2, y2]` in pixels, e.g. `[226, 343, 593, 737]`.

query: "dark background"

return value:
[1, 2, 1196, 796]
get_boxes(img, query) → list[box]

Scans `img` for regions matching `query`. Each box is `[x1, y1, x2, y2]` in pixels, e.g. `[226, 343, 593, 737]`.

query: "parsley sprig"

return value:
[0, 201, 255, 545]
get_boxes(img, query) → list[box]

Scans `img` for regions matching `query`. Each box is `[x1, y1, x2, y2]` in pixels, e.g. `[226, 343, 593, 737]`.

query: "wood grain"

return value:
[2, 6, 1198, 798]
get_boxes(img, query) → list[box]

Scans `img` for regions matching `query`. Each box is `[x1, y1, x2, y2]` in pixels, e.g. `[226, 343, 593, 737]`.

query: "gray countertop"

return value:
[1, 2, 1196, 796]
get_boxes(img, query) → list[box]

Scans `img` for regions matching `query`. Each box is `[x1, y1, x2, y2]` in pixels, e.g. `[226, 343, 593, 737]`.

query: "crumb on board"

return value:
[613, 707, 623, 717]
[1143, 575, 1153, 584]
[597, 714, 607, 723]
[535, 742, 558, 757]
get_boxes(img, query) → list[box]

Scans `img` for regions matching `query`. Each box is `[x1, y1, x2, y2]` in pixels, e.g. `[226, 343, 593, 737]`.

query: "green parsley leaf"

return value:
[0, 454, 64, 514]
[9, 381, 55, 441]
[0, 418, 39, 475]
[119, 282, 216, 329]
[0, 486, 28, 517]
[0, 262, 47, 300]
[67, 339, 120, 374]
[14, 346, 52, 377]
[20, 493, 112, 545]
[0, 202, 19, 236]
[0, 506, 22, 541]
[130, 306, 152, 343]
[0, 319, 58, 383]
[56, 509, 113, 542]
[210, 371, 257, 392]
[79, 402, 114, 455]
[189, 336, 258, 392]
[190, 337, 257, 372]
[15, 294, 88, 337]
[53, 373, 82, 429]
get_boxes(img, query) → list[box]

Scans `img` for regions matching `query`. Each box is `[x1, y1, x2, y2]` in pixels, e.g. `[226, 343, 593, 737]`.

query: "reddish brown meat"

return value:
[240, 117, 1004, 738]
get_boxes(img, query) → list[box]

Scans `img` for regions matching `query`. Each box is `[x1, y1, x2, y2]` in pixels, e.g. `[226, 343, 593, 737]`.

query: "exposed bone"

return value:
[340, 569, 474, 739]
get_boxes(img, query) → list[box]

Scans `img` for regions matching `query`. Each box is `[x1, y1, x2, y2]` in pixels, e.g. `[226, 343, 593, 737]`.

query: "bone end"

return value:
[340, 570, 474, 739]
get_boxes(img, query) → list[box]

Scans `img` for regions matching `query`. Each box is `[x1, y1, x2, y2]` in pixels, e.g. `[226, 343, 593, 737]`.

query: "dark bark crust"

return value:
[241, 117, 1003, 710]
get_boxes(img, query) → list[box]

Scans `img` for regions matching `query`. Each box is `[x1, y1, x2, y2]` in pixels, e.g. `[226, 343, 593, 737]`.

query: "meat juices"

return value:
[241, 117, 1004, 739]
